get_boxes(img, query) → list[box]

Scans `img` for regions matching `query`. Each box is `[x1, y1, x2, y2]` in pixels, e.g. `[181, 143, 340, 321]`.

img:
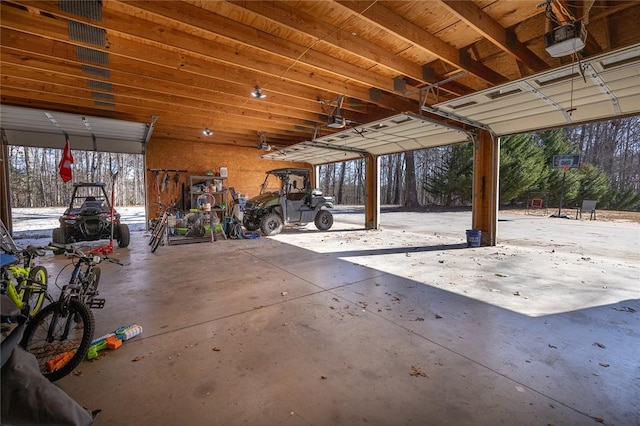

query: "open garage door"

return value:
[1, 105, 152, 154]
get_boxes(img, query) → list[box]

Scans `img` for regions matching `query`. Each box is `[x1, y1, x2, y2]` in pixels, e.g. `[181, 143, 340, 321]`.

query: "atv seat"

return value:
[81, 197, 106, 212]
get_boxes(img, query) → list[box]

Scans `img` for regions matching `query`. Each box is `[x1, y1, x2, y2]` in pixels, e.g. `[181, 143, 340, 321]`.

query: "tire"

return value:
[51, 228, 65, 255]
[116, 223, 130, 248]
[314, 209, 333, 231]
[243, 217, 260, 232]
[21, 299, 95, 382]
[26, 266, 48, 317]
[150, 222, 166, 253]
[260, 212, 283, 236]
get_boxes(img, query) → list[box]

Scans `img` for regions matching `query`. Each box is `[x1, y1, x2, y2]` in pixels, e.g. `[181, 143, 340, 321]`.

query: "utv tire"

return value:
[260, 213, 283, 236]
[314, 210, 333, 231]
[51, 228, 66, 255]
[243, 218, 260, 232]
[116, 224, 130, 248]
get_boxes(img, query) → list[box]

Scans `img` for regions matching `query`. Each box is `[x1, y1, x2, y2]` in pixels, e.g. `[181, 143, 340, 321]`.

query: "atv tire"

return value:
[314, 209, 333, 231]
[117, 223, 130, 248]
[243, 218, 260, 232]
[260, 213, 283, 236]
[51, 228, 66, 254]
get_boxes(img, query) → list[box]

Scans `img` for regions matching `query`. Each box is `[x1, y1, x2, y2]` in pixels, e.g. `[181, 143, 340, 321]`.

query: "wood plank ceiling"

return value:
[2, 0, 640, 151]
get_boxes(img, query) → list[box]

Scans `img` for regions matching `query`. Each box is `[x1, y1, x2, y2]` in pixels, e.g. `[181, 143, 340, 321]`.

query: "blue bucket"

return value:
[466, 229, 482, 247]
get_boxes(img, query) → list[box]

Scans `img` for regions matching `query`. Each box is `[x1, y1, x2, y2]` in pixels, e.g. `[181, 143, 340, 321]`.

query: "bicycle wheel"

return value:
[25, 265, 48, 317]
[21, 299, 95, 382]
[150, 222, 166, 253]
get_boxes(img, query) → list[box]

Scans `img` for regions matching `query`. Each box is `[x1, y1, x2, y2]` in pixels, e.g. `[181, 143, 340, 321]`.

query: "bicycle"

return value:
[20, 243, 122, 381]
[1, 219, 50, 318]
[1, 246, 50, 318]
[148, 201, 178, 253]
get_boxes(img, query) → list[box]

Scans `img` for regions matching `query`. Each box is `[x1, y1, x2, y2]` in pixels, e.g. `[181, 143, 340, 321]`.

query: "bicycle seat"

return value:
[0, 253, 19, 268]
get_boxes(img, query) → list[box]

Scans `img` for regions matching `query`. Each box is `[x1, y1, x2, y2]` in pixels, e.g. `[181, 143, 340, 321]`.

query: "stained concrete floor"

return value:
[13, 209, 640, 425]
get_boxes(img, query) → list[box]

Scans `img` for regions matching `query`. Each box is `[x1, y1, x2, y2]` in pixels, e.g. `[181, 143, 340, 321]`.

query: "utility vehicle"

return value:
[243, 168, 334, 236]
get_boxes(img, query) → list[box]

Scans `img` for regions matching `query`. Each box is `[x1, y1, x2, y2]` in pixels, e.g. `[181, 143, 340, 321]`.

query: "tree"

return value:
[423, 143, 473, 206]
[499, 134, 548, 204]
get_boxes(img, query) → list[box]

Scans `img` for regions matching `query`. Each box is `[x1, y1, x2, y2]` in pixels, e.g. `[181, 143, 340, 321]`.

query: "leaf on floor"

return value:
[434, 314, 443, 319]
[415, 317, 425, 321]
[598, 362, 610, 368]
[495, 273, 510, 277]
[212, 347, 221, 352]
[593, 342, 606, 349]
[131, 356, 144, 362]
[409, 365, 427, 377]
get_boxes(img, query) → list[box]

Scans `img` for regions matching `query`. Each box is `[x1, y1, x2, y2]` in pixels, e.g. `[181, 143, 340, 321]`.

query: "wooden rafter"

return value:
[439, 0, 549, 73]
[335, 0, 509, 86]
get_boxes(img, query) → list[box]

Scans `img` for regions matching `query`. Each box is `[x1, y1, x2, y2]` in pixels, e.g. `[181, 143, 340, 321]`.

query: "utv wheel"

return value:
[116, 224, 130, 248]
[314, 210, 333, 231]
[260, 213, 283, 236]
[243, 218, 260, 232]
[51, 228, 65, 255]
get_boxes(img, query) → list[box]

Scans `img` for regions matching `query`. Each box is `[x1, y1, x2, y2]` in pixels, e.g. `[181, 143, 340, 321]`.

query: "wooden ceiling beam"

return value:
[439, 0, 549, 73]
[0, 27, 372, 120]
[0, 47, 348, 126]
[0, 75, 317, 139]
[112, 0, 422, 105]
[335, 0, 509, 86]
[224, 0, 473, 98]
[6, 1, 415, 114]
[0, 64, 321, 134]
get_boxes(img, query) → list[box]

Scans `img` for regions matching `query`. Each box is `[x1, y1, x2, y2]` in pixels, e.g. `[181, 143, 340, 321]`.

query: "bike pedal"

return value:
[88, 298, 106, 309]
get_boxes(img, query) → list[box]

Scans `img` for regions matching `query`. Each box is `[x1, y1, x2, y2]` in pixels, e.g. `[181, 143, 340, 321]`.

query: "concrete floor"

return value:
[18, 210, 640, 425]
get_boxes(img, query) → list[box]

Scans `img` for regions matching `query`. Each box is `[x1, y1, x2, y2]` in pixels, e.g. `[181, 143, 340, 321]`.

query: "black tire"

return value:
[51, 228, 65, 255]
[116, 223, 130, 248]
[26, 266, 48, 317]
[243, 217, 260, 232]
[150, 222, 166, 253]
[21, 299, 95, 382]
[260, 212, 283, 236]
[314, 209, 333, 231]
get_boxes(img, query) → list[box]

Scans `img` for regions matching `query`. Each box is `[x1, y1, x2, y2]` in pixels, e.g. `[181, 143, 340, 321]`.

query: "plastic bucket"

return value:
[466, 229, 482, 247]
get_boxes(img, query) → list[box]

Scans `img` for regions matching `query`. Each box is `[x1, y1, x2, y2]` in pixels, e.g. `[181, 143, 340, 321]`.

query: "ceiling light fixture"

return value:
[250, 86, 266, 99]
[202, 128, 212, 136]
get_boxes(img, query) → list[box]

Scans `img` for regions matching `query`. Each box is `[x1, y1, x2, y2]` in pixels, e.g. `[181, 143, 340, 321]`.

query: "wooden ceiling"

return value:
[2, 0, 640, 150]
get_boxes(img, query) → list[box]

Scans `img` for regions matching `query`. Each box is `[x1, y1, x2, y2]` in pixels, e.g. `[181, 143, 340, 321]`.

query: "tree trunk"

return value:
[404, 150, 420, 208]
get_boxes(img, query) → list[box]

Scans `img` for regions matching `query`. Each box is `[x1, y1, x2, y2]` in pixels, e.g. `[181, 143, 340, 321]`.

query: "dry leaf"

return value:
[409, 365, 427, 377]
[132, 356, 144, 362]
[212, 347, 221, 352]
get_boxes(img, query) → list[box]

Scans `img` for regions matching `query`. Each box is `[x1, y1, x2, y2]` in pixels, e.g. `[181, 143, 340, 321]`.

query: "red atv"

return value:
[52, 182, 129, 254]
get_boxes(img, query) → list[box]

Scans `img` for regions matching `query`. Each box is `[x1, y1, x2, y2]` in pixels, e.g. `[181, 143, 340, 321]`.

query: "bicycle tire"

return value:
[20, 299, 95, 382]
[148, 217, 164, 246]
[150, 222, 166, 253]
[26, 265, 48, 317]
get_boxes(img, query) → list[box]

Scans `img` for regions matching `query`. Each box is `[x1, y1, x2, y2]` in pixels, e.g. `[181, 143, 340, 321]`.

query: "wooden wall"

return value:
[145, 138, 307, 216]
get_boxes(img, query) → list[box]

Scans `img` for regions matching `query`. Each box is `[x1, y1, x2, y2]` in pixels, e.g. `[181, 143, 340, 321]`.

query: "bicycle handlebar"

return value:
[24, 245, 47, 257]
[48, 242, 123, 266]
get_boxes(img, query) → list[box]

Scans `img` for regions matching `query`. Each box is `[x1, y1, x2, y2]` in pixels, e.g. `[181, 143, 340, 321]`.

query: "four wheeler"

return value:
[52, 182, 129, 253]
[243, 168, 334, 236]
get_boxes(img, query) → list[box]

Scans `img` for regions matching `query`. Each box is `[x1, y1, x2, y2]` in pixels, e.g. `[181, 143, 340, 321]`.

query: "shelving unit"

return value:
[189, 175, 228, 220]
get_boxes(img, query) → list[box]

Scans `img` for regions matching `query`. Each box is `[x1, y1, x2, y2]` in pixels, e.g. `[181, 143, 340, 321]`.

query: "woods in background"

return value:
[317, 117, 640, 211]
[6, 148, 145, 207]
[6, 117, 640, 211]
